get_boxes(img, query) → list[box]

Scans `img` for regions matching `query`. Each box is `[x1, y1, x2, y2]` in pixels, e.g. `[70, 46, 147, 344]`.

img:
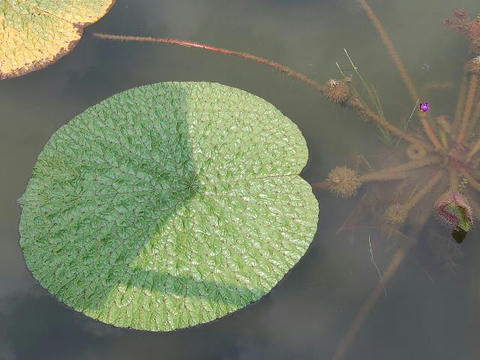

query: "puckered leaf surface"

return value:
[19, 82, 319, 331]
[0, 0, 115, 79]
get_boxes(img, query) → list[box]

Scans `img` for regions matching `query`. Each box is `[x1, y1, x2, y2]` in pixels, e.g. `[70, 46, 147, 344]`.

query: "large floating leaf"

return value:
[0, 0, 115, 79]
[19, 82, 319, 331]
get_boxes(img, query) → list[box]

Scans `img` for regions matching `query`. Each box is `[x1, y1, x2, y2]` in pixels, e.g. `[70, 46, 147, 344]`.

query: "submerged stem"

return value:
[93, 32, 424, 148]
[460, 168, 480, 192]
[332, 231, 417, 360]
[358, 155, 440, 182]
[347, 97, 427, 148]
[449, 168, 459, 192]
[457, 74, 478, 143]
[332, 173, 441, 360]
[453, 68, 468, 133]
[469, 95, 480, 136]
[467, 137, 480, 160]
[357, 0, 443, 150]
[403, 170, 443, 212]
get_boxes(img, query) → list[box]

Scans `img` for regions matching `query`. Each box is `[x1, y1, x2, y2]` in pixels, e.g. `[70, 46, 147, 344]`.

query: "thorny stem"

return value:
[359, 171, 408, 182]
[460, 168, 480, 192]
[357, 0, 417, 101]
[332, 172, 442, 360]
[453, 67, 468, 133]
[93, 32, 425, 148]
[466, 189, 480, 220]
[358, 156, 440, 183]
[419, 113, 444, 150]
[467, 136, 480, 160]
[457, 73, 478, 143]
[449, 168, 459, 192]
[332, 232, 417, 360]
[403, 170, 443, 212]
[357, 0, 443, 150]
[92, 33, 325, 93]
[311, 182, 329, 190]
[469, 94, 480, 136]
[311, 156, 440, 190]
[346, 97, 427, 148]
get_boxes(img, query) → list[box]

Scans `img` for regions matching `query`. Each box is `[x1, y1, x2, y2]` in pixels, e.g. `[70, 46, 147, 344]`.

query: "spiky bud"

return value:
[435, 192, 473, 232]
[326, 166, 361, 198]
[384, 203, 408, 225]
[324, 79, 350, 104]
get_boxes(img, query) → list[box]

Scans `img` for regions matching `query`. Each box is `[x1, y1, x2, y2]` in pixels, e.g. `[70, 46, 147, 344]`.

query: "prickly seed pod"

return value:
[467, 56, 480, 74]
[435, 192, 473, 232]
[324, 79, 351, 104]
[326, 166, 361, 198]
[384, 203, 408, 225]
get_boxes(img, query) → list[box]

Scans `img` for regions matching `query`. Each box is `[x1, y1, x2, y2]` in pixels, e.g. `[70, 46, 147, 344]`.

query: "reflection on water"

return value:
[1, 0, 480, 359]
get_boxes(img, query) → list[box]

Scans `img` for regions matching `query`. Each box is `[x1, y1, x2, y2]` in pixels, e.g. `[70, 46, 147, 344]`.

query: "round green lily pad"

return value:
[19, 82, 319, 331]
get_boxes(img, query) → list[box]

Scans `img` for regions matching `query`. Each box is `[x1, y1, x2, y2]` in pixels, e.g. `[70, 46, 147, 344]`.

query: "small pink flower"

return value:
[419, 102, 429, 112]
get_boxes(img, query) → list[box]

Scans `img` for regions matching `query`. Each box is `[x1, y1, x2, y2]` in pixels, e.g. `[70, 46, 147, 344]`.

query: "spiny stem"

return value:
[469, 95, 480, 135]
[467, 137, 480, 160]
[332, 172, 441, 360]
[358, 155, 440, 182]
[93, 32, 425, 149]
[457, 73, 478, 143]
[449, 168, 459, 192]
[92, 33, 325, 93]
[453, 67, 468, 133]
[311, 182, 329, 190]
[403, 170, 443, 212]
[466, 190, 480, 220]
[347, 97, 427, 148]
[357, 0, 417, 101]
[357, 0, 443, 150]
[460, 168, 480, 192]
[332, 231, 417, 360]
[419, 112, 444, 150]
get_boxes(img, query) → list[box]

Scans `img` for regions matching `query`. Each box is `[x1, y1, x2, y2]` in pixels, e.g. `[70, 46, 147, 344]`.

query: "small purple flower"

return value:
[419, 102, 429, 112]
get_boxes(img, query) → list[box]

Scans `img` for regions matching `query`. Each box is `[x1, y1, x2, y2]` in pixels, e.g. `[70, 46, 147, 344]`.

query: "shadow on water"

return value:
[18, 83, 259, 317]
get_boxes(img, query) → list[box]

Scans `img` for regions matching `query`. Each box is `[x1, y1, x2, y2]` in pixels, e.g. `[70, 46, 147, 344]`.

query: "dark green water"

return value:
[2, 0, 480, 359]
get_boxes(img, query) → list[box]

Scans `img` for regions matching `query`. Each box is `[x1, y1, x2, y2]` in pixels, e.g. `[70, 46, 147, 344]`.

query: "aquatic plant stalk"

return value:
[358, 0, 443, 150]
[466, 136, 480, 160]
[449, 168, 459, 192]
[358, 156, 440, 183]
[92, 33, 325, 93]
[466, 189, 480, 220]
[402, 171, 443, 212]
[311, 156, 439, 191]
[357, 0, 417, 101]
[332, 233, 416, 360]
[460, 168, 480, 192]
[311, 182, 329, 190]
[93, 32, 425, 148]
[332, 172, 442, 360]
[457, 73, 478, 143]
[453, 68, 468, 132]
[346, 97, 426, 147]
[469, 95, 480, 135]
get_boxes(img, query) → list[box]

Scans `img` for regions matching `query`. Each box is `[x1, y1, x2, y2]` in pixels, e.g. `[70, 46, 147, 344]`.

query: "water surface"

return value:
[1, 0, 480, 359]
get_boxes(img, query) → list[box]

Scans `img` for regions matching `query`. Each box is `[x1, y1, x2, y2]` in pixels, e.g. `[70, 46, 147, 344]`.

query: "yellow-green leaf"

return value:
[0, 0, 115, 79]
